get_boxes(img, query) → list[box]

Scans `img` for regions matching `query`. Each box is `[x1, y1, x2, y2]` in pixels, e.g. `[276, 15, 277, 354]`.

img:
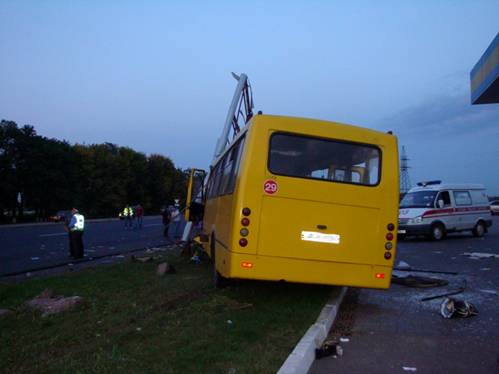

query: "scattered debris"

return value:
[480, 268, 491, 271]
[136, 327, 142, 332]
[339, 337, 350, 343]
[131, 255, 153, 263]
[227, 319, 233, 325]
[397, 260, 411, 270]
[421, 287, 465, 302]
[315, 342, 343, 359]
[25, 272, 32, 277]
[402, 367, 417, 372]
[440, 298, 478, 319]
[0, 309, 12, 317]
[113, 255, 125, 259]
[30, 257, 40, 261]
[393, 264, 458, 275]
[392, 275, 448, 288]
[25, 289, 84, 317]
[190, 255, 201, 264]
[462, 252, 499, 260]
[479, 289, 499, 296]
[156, 262, 176, 276]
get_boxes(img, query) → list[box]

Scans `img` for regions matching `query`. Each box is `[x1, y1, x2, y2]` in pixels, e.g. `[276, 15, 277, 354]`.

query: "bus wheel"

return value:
[472, 221, 485, 237]
[211, 234, 228, 289]
[430, 223, 445, 241]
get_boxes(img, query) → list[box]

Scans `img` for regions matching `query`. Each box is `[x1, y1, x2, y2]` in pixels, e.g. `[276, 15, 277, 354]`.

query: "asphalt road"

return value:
[311, 216, 499, 374]
[0, 216, 170, 276]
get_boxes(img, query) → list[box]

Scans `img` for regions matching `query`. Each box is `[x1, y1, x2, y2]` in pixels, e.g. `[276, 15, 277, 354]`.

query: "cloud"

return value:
[375, 91, 499, 194]
[380, 92, 499, 137]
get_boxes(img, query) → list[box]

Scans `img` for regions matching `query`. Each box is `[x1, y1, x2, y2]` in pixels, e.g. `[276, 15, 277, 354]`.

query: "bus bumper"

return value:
[220, 248, 394, 289]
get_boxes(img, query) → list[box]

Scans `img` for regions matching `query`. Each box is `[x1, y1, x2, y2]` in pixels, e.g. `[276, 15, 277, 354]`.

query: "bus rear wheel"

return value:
[211, 234, 228, 289]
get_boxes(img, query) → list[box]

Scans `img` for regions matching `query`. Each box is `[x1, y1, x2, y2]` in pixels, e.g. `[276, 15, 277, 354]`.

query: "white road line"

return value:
[39, 232, 67, 237]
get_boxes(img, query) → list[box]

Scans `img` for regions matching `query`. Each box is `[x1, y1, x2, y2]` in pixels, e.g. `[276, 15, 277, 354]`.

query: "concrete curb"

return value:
[277, 286, 348, 374]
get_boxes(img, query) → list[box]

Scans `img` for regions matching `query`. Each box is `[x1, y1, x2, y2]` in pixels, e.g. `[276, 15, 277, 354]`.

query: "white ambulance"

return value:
[398, 181, 492, 240]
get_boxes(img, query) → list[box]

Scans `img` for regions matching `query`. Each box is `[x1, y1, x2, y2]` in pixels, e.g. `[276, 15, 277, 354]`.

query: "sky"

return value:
[1, 1, 498, 194]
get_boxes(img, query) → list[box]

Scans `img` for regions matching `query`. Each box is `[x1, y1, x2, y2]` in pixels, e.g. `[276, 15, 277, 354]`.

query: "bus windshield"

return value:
[400, 191, 438, 208]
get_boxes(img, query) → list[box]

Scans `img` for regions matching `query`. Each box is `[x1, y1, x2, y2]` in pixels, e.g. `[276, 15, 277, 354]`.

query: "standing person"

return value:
[161, 207, 171, 238]
[135, 204, 143, 229]
[68, 208, 85, 259]
[122, 204, 133, 229]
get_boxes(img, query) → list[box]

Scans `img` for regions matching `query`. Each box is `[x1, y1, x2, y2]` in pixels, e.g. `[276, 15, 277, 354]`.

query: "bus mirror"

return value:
[437, 200, 444, 208]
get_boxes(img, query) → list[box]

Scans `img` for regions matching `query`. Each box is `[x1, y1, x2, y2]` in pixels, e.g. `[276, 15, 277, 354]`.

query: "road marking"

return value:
[39, 233, 67, 237]
[144, 224, 162, 227]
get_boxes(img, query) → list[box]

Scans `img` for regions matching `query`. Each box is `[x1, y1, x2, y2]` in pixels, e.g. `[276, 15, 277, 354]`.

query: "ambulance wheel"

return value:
[472, 221, 485, 237]
[430, 223, 445, 241]
[211, 234, 228, 289]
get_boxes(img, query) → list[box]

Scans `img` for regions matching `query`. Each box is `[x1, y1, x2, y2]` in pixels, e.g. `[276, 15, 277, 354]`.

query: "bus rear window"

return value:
[268, 133, 381, 186]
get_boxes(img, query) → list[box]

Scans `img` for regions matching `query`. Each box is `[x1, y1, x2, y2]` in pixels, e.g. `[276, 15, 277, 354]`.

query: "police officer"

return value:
[122, 204, 133, 229]
[68, 208, 85, 259]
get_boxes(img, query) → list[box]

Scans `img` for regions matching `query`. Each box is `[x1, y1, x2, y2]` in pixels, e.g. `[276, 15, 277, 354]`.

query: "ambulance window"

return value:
[453, 191, 472, 206]
[436, 191, 451, 207]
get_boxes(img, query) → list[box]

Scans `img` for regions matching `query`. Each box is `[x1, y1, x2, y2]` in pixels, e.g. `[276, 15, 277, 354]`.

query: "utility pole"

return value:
[400, 146, 411, 194]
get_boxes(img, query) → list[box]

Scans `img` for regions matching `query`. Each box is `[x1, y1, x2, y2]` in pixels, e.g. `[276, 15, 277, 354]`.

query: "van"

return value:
[398, 181, 492, 240]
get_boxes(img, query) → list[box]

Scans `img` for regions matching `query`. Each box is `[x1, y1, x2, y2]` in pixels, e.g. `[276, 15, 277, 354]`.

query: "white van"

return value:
[398, 181, 492, 240]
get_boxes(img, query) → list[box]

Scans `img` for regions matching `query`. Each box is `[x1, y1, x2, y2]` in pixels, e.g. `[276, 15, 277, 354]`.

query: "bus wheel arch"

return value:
[211, 232, 228, 288]
[429, 221, 446, 241]
[472, 220, 486, 237]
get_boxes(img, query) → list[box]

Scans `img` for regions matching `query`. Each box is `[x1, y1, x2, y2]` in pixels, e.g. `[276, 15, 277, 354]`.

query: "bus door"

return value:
[257, 132, 385, 265]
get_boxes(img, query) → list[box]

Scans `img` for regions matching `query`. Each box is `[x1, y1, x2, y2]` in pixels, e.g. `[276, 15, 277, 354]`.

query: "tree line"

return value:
[0, 120, 189, 223]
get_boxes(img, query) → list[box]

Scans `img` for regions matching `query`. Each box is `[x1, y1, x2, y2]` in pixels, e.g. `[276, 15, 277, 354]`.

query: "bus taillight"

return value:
[385, 242, 393, 250]
[386, 233, 394, 241]
[375, 273, 385, 279]
[384, 252, 392, 260]
[240, 228, 249, 237]
[387, 223, 395, 231]
[239, 238, 248, 247]
[241, 261, 253, 268]
[241, 218, 250, 226]
[242, 207, 251, 216]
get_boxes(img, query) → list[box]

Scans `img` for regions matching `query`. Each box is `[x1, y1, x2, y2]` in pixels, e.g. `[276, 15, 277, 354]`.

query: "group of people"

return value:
[121, 204, 144, 229]
[64, 201, 186, 261]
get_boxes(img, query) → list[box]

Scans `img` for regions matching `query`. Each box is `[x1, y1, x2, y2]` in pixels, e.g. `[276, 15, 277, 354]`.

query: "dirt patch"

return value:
[326, 289, 360, 343]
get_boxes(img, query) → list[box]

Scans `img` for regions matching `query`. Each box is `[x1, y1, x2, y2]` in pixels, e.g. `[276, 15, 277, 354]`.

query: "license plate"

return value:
[301, 231, 340, 244]
[398, 229, 406, 234]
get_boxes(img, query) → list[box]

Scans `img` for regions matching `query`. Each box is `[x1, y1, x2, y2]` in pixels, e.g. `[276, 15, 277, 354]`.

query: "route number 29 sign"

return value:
[263, 179, 278, 195]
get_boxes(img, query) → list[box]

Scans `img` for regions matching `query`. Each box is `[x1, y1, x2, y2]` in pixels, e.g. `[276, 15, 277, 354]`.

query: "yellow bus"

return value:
[202, 114, 399, 289]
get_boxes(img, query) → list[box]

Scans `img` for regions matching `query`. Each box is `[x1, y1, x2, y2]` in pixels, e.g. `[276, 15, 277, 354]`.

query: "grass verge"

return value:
[0, 254, 331, 373]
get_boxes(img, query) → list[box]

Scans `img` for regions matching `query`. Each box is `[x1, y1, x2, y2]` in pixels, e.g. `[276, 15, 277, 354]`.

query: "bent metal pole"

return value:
[212, 73, 248, 164]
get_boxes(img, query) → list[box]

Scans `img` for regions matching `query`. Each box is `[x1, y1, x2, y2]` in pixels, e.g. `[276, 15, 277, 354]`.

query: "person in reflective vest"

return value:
[68, 208, 85, 259]
[122, 205, 133, 229]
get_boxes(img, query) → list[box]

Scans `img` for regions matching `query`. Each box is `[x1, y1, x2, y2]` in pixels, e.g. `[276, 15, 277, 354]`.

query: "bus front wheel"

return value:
[211, 234, 228, 289]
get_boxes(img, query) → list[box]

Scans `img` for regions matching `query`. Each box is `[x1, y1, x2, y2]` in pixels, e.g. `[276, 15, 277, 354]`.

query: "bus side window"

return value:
[211, 159, 225, 198]
[225, 137, 246, 194]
